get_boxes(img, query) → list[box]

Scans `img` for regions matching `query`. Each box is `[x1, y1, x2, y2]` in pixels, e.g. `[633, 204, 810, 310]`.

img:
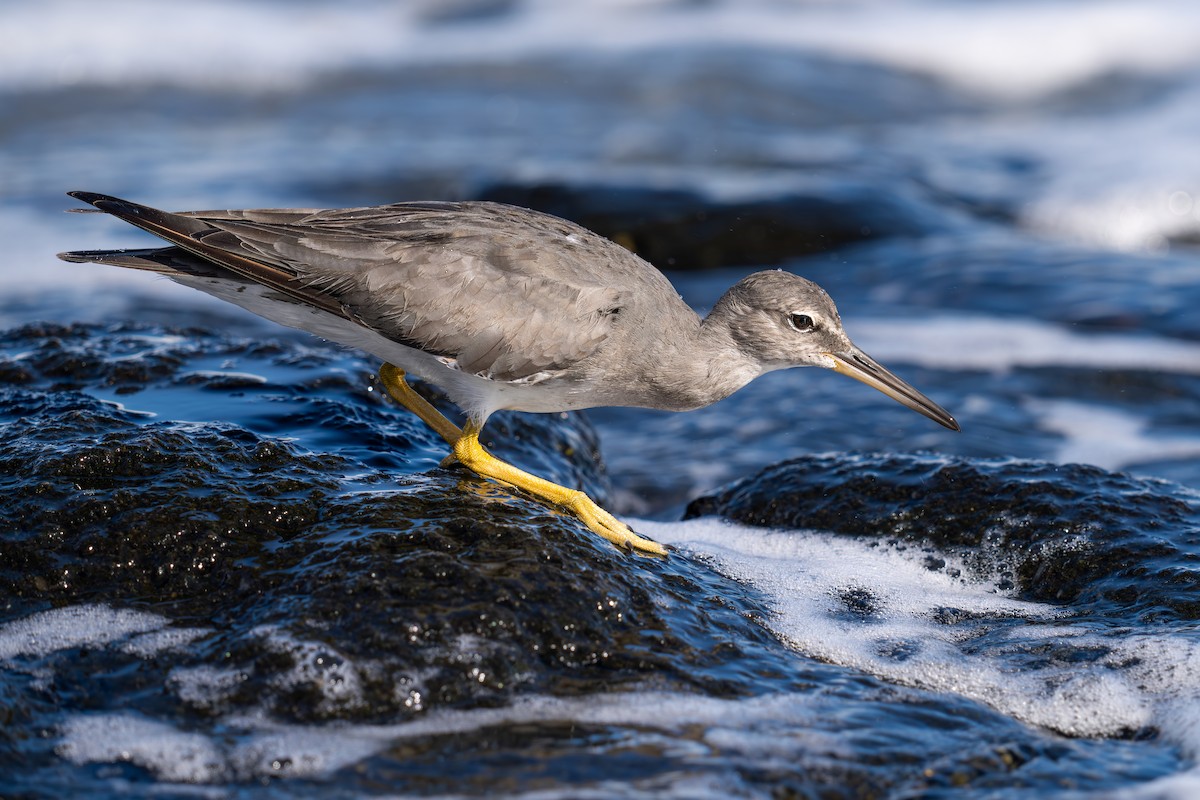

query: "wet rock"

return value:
[0, 322, 799, 725]
[475, 181, 943, 269]
[686, 452, 1200, 623]
[0, 324, 1189, 796]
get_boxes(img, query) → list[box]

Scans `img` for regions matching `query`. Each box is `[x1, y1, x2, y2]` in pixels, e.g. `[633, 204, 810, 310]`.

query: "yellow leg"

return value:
[453, 420, 667, 557]
[379, 363, 462, 445]
[379, 363, 665, 556]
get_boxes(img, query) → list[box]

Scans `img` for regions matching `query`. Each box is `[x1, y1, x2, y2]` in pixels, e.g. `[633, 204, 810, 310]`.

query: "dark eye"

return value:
[789, 313, 816, 332]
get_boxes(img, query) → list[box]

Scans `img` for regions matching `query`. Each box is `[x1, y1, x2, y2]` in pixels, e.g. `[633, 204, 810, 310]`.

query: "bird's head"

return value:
[711, 270, 959, 431]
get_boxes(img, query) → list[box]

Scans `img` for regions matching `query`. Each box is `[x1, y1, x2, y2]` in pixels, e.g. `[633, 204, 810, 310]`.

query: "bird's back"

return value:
[59, 194, 693, 387]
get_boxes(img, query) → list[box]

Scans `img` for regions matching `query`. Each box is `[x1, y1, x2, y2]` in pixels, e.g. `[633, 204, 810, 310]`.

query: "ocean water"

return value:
[3, 0, 1200, 797]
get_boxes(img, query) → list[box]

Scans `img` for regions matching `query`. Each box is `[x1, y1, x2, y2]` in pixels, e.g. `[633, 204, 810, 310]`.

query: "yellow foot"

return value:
[453, 420, 667, 557]
[379, 363, 665, 557]
[564, 489, 668, 556]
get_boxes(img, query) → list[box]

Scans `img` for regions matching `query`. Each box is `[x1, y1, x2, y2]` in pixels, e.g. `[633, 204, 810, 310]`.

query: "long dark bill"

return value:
[827, 348, 960, 431]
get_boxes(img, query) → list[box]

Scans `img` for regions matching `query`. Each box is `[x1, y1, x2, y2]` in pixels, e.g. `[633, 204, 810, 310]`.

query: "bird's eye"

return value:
[789, 313, 816, 332]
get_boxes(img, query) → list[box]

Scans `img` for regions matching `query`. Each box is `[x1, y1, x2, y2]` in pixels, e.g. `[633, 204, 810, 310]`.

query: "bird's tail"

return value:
[57, 191, 227, 278]
[57, 245, 223, 277]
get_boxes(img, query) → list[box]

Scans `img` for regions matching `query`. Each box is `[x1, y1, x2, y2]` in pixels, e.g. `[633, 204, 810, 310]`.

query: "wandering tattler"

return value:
[59, 191, 958, 556]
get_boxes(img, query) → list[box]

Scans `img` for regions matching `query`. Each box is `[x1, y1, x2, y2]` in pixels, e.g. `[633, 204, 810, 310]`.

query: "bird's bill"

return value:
[827, 348, 960, 431]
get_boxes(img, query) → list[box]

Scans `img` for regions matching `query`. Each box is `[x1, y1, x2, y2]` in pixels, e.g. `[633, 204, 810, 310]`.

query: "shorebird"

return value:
[59, 191, 958, 556]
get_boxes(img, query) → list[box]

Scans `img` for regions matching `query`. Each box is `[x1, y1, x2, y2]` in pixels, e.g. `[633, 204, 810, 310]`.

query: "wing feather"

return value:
[62, 193, 644, 382]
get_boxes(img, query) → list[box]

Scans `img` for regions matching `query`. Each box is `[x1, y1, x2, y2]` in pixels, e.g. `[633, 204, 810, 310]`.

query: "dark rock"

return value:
[0, 323, 800, 728]
[477, 181, 941, 269]
[686, 452, 1200, 623]
[0, 324, 1188, 796]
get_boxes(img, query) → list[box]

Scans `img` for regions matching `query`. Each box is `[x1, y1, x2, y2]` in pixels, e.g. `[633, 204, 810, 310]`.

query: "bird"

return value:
[58, 191, 959, 557]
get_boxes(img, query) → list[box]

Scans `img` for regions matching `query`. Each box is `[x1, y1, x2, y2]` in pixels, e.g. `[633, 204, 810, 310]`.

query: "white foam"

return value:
[245, 689, 850, 776]
[0, 604, 171, 660]
[853, 314, 1200, 376]
[637, 518, 1200, 746]
[225, 720, 384, 780]
[57, 713, 228, 783]
[119, 626, 210, 658]
[927, 87, 1200, 251]
[167, 664, 247, 710]
[1027, 398, 1200, 473]
[248, 625, 368, 712]
[0, 0, 404, 92]
[9, 0, 1200, 98]
[56, 627, 1199, 786]
[56, 690, 846, 783]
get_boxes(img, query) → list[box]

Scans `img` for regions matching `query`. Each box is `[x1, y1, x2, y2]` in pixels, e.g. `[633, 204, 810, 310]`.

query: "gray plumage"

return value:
[58, 191, 958, 431]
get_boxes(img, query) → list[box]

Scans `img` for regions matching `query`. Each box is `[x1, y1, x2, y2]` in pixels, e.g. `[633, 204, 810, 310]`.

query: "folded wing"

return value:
[60, 193, 633, 382]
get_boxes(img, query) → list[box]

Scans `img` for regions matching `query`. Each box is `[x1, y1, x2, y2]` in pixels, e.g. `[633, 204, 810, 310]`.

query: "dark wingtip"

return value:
[65, 191, 146, 220]
[56, 251, 89, 263]
[67, 190, 114, 205]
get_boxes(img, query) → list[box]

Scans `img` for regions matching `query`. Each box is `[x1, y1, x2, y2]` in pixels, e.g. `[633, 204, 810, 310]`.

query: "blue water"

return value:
[3, 1, 1200, 797]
